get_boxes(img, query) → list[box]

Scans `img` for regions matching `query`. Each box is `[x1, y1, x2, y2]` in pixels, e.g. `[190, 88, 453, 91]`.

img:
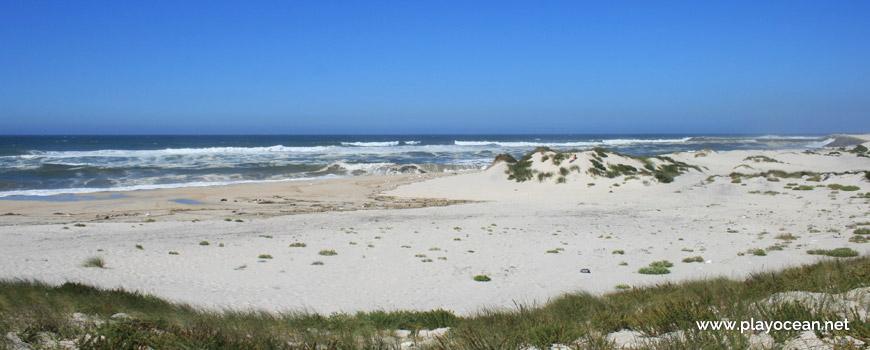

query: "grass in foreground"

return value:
[1, 258, 869, 349]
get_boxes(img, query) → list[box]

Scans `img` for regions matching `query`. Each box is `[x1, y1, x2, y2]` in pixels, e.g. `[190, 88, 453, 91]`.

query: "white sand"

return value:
[0, 146, 868, 316]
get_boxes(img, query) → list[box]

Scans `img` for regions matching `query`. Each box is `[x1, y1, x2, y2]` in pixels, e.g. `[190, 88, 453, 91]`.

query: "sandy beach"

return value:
[1, 142, 869, 316]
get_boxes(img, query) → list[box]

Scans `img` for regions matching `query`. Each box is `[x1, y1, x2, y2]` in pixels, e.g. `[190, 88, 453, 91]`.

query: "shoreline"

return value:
[0, 143, 868, 316]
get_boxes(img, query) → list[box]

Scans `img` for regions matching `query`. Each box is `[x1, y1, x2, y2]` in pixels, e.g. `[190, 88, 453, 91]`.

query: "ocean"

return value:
[0, 134, 834, 198]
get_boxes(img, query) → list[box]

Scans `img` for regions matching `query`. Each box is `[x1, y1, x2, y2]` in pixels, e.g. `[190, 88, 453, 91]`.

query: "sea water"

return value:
[0, 134, 833, 197]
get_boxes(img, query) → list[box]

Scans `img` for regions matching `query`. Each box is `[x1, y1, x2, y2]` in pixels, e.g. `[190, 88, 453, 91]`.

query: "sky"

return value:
[1, 1, 869, 135]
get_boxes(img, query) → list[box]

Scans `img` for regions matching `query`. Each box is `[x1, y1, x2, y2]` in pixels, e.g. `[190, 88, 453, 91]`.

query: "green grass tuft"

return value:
[638, 266, 670, 275]
[807, 248, 859, 257]
[473, 275, 491, 282]
[82, 257, 105, 268]
[681, 256, 704, 263]
[318, 250, 338, 256]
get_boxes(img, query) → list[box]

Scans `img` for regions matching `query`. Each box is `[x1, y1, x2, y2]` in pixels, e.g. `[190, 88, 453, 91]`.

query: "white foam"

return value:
[453, 141, 599, 147]
[403, 141, 422, 145]
[454, 137, 691, 147]
[601, 137, 692, 145]
[340, 141, 400, 147]
[756, 135, 823, 140]
[806, 138, 835, 148]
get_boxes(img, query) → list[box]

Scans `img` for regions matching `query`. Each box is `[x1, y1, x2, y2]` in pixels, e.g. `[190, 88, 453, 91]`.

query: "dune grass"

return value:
[807, 247, 859, 257]
[81, 257, 105, 268]
[2, 257, 868, 349]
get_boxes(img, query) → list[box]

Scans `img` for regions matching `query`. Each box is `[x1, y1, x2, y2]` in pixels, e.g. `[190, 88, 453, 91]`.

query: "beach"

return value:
[1, 141, 869, 316]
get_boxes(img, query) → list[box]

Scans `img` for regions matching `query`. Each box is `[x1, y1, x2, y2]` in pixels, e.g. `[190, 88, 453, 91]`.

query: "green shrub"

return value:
[168, 251, 179, 255]
[82, 257, 105, 268]
[854, 228, 870, 235]
[199, 241, 209, 246]
[506, 160, 535, 182]
[638, 266, 670, 275]
[792, 185, 814, 191]
[258, 254, 273, 259]
[775, 233, 798, 240]
[612, 250, 625, 255]
[807, 248, 859, 257]
[473, 275, 491, 282]
[289, 242, 307, 247]
[319, 250, 338, 256]
[749, 249, 766, 256]
[649, 260, 674, 268]
[828, 184, 860, 191]
[849, 236, 868, 243]
[681, 256, 704, 263]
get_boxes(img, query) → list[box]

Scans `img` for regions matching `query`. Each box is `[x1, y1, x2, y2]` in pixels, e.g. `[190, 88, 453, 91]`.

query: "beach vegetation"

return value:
[615, 284, 631, 290]
[491, 153, 518, 165]
[73, 223, 86, 227]
[235, 219, 244, 222]
[748, 249, 767, 256]
[807, 248, 859, 257]
[199, 241, 209, 246]
[649, 260, 673, 268]
[135, 244, 143, 250]
[612, 250, 624, 255]
[289, 242, 307, 247]
[744, 155, 781, 163]
[775, 233, 798, 241]
[766, 244, 784, 251]
[638, 266, 670, 275]
[224, 218, 232, 221]
[849, 236, 868, 243]
[82, 257, 105, 268]
[258, 234, 273, 238]
[792, 185, 814, 191]
[473, 275, 491, 282]
[505, 158, 535, 182]
[168, 251, 179, 255]
[536, 171, 554, 183]
[681, 256, 703, 263]
[855, 228, 870, 235]
[145, 218, 156, 223]
[258, 254, 273, 259]
[619, 261, 628, 266]
[805, 175, 821, 182]
[318, 250, 338, 256]
[4, 258, 870, 348]
[828, 184, 860, 191]
[311, 261, 324, 265]
[421, 258, 433, 263]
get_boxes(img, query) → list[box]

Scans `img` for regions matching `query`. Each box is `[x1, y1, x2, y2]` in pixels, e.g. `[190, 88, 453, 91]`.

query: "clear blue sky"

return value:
[1, 1, 868, 134]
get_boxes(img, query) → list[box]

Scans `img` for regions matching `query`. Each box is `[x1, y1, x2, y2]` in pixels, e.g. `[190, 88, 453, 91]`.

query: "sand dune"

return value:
[0, 143, 868, 315]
